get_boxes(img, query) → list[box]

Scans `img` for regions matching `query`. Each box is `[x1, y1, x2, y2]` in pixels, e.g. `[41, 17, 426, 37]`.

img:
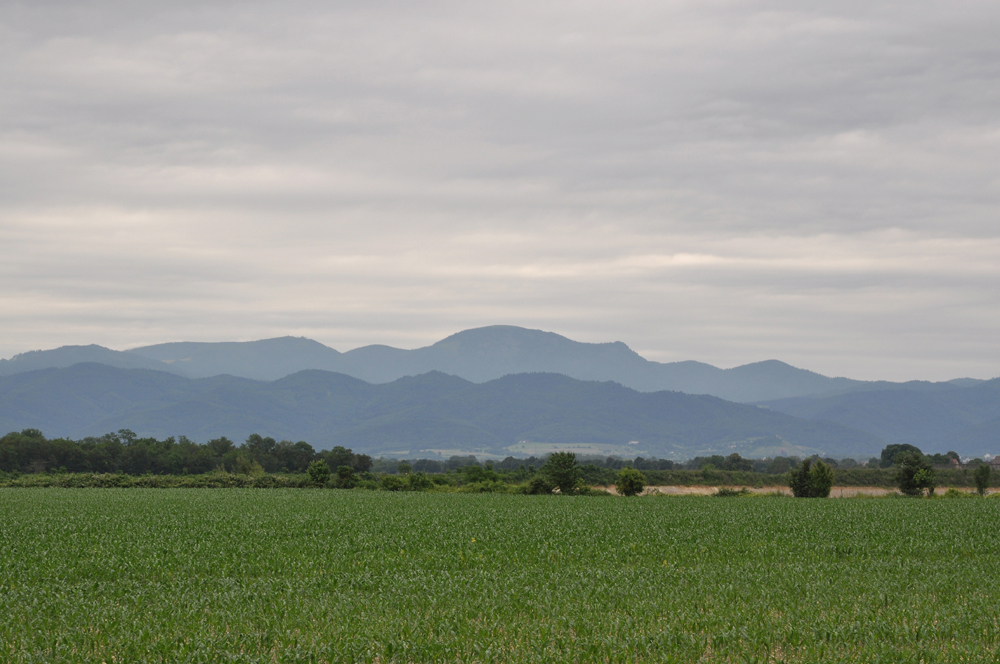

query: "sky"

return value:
[2, 0, 999, 382]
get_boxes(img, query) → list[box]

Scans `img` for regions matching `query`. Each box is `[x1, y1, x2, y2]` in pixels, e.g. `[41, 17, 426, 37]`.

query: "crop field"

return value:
[1, 491, 999, 663]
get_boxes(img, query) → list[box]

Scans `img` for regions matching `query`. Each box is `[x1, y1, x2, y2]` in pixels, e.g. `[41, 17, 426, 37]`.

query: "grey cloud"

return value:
[1, 0, 999, 381]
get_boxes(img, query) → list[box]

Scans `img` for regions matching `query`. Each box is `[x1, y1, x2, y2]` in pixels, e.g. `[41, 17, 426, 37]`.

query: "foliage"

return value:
[406, 472, 434, 491]
[974, 463, 991, 497]
[524, 475, 554, 495]
[879, 444, 923, 468]
[459, 480, 511, 493]
[614, 467, 646, 496]
[2, 490, 1000, 662]
[463, 464, 499, 484]
[306, 459, 331, 486]
[0, 429, 370, 476]
[788, 459, 834, 498]
[336, 465, 357, 489]
[896, 452, 937, 497]
[714, 487, 751, 497]
[542, 451, 581, 494]
[379, 475, 404, 491]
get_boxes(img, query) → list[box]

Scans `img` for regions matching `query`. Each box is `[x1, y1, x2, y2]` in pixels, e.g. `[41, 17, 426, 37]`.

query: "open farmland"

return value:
[1, 491, 999, 662]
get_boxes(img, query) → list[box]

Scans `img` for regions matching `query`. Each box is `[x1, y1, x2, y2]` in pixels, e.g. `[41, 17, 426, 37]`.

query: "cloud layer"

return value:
[2, 0, 999, 380]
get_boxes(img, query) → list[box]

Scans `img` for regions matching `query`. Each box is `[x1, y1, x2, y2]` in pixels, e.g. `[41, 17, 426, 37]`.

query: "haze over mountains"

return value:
[0, 363, 880, 460]
[2, 325, 881, 402]
[2, 326, 997, 459]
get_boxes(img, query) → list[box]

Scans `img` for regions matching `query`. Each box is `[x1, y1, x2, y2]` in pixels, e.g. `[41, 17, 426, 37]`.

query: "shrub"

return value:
[974, 463, 991, 497]
[524, 475, 554, 495]
[895, 452, 936, 497]
[380, 475, 404, 491]
[306, 460, 332, 486]
[615, 467, 646, 496]
[575, 485, 612, 496]
[714, 487, 751, 497]
[460, 480, 511, 493]
[235, 453, 265, 477]
[789, 459, 834, 498]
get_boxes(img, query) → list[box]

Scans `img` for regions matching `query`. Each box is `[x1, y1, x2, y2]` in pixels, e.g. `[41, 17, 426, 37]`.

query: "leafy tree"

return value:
[788, 459, 833, 498]
[235, 453, 255, 476]
[767, 456, 798, 474]
[542, 452, 581, 494]
[895, 452, 936, 496]
[615, 467, 646, 496]
[336, 465, 357, 489]
[463, 464, 499, 483]
[207, 437, 235, 457]
[397, 462, 412, 475]
[306, 459, 331, 486]
[722, 453, 753, 472]
[974, 462, 991, 497]
[406, 472, 433, 491]
[880, 444, 922, 468]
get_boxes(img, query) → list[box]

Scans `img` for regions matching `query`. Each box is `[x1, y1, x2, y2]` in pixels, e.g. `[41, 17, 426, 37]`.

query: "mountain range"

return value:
[0, 325, 889, 402]
[2, 325, 998, 458]
[0, 363, 880, 459]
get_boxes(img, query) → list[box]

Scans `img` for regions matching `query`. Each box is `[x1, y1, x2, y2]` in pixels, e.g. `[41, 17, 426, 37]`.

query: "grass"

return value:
[1, 490, 999, 662]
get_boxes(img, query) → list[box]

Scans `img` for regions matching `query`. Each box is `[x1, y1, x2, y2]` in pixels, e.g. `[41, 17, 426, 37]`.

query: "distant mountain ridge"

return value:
[0, 363, 882, 459]
[759, 379, 1000, 456]
[0, 326, 884, 402]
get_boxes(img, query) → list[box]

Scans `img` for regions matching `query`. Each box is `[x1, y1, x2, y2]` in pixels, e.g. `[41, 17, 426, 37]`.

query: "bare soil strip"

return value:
[596, 485, 986, 497]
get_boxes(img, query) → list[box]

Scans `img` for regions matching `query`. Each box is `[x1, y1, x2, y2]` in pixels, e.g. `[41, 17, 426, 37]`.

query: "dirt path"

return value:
[596, 485, 985, 497]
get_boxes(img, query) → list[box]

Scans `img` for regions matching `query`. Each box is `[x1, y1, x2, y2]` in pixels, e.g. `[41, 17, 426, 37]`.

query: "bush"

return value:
[380, 475, 404, 491]
[575, 485, 612, 497]
[306, 460, 331, 486]
[524, 475, 554, 495]
[235, 454, 266, 477]
[895, 452, 936, 497]
[789, 459, 834, 498]
[714, 487, 751, 497]
[615, 467, 646, 496]
[460, 480, 511, 493]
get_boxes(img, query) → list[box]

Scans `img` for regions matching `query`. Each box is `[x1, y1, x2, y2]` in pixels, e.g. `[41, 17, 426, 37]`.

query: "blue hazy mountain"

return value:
[0, 363, 883, 459]
[0, 344, 169, 374]
[3, 326, 873, 402]
[759, 379, 1000, 456]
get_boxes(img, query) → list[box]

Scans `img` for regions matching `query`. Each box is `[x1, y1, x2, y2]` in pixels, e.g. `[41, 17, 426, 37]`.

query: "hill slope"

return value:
[0, 364, 882, 459]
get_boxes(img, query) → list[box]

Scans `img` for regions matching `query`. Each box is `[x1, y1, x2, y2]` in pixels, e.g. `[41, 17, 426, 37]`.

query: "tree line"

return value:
[0, 429, 372, 476]
[1, 430, 994, 497]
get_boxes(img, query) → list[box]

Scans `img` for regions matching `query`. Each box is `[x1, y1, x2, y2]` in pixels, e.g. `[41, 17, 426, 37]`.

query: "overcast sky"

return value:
[2, 1, 999, 381]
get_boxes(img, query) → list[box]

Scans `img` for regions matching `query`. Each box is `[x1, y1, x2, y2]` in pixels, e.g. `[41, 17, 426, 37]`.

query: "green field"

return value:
[1, 490, 999, 662]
